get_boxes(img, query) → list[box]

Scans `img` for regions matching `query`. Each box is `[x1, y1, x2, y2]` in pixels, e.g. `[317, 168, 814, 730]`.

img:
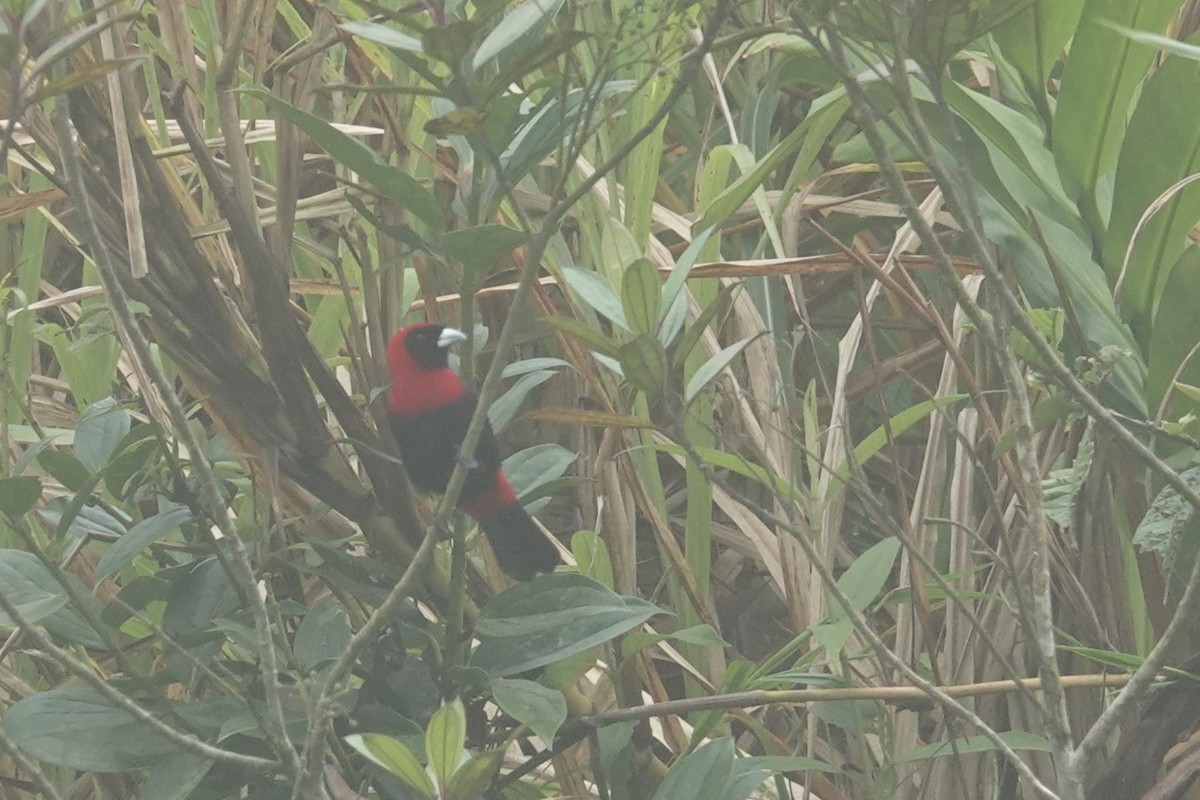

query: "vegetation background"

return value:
[3, 0, 1200, 798]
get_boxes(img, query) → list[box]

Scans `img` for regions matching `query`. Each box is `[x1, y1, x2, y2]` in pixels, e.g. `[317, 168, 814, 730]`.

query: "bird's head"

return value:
[387, 323, 468, 375]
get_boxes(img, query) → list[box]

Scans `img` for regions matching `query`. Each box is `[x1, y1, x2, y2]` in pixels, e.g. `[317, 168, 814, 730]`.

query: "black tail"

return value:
[479, 504, 562, 580]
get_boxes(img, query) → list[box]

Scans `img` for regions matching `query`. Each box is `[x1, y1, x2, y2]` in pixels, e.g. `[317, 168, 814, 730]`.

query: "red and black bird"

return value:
[387, 322, 561, 580]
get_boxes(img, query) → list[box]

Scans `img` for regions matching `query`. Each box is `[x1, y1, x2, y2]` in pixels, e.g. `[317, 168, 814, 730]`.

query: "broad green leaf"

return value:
[1103, 35, 1200, 339]
[426, 699, 466, 785]
[571, 530, 614, 587]
[96, 504, 195, 582]
[685, 336, 754, 405]
[345, 733, 434, 796]
[619, 334, 669, 397]
[1148, 248, 1200, 409]
[993, 0, 1084, 98]
[443, 223, 526, 283]
[561, 266, 629, 331]
[472, 573, 663, 676]
[339, 20, 423, 53]
[446, 750, 504, 798]
[294, 599, 353, 673]
[489, 370, 555, 434]
[244, 89, 443, 230]
[5, 687, 186, 771]
[501, 357, 571, 378]
[540, 315, 620, 357]
[621, 258, 662, 335]
[1042, 437, 1093, 527]
[0, 549, 105, 647]
[0, 475, 40, 518]
[473, 0, 564, 69]
[74, 398, 131, 473]
[500, 81, 635, 185]
[901, 731, 1053, 762]
[422, 20, 477, 65]
[162, 557, 240, 639]
[491, 678, 567, 744]
[1133, 465, 1200, 570]
[831, 537, 902, 619]
[651, 737, 737, 800]
[37, 497, 125, 540]
[1051, 0, 1180, 201]
[140, 753, 212, 800]
[0, 550, 65, 626]
[503, 443, 576, 499]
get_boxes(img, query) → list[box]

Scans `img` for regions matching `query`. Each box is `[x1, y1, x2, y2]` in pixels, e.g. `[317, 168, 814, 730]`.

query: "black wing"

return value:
[390, 392, 502, 502]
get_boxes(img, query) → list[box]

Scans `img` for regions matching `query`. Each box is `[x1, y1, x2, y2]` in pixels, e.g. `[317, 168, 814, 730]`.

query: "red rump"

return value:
[462, 474, 518, 523]
[386, 322, 561, 580]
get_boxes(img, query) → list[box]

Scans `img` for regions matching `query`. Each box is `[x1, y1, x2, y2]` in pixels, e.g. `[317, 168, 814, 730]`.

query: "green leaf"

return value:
[95, 504, 195, 582]
[1051, 0, 1180, 201]
[294, 598, 353, 673]
[1134, 465, 1200, 563]
[738, 754, 839, 774]
[443, 223, 527, 283]
[1099, 20, 1200, 60]
[37, 448, 90, 491]
[838, 395, 968, 482]
[0, 551, 65, 626]
[244, 88, 444, 230]
[501, 357, 572, 378]
[620, 623, 729, 659]
[472, 573, 663, 677]
[0, 549, 104, 646]
[345, 733, 435, 796]
[426, 699, 466, 785]
[4, 687, 187, 771]
[696, 92, 848, 232]
[621, 258, 662, 335]
[540, 315, 620, 357]
[571, 530, 613, 587]
[1102, 32, 1200, 339]
[74, 398, 132, 473]
[162, 557, 240, 639]
[901, 731, 1053, 762]
[561, 266, 629, 331]
[473, 0, 564, 69]
[338, 20, 423, 53]
[619, 334, 669, 397]
[489, 370, 555, 434]
[491, 678, 567, 744]
[651, 737, 737, 800]
[684, 336, 754, 405]
[139, 752, 213, 800]
[0, 475, 41, 518]
[423, 20, 476, 65]
[446, 750, 503, 799]
[993, 0, 1084, 98]
[831, 537, 901, 620]
[500, 81, 635, 187]
[502, 443, 576, 499]
[1148, 248, 1200, 408]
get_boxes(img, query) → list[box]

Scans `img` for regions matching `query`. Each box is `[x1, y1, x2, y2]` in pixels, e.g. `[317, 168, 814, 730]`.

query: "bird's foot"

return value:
[457, 454, 479, 471]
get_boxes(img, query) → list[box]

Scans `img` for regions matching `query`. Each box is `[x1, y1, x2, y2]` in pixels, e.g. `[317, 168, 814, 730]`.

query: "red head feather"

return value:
[387, 323, 467, 415]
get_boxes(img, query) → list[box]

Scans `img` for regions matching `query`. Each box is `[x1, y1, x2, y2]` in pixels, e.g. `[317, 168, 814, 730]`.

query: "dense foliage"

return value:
[3, 0, 1200, 798]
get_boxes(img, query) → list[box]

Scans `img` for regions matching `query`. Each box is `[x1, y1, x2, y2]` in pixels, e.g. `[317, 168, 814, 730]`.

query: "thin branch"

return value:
[580, 673, 1135, 726]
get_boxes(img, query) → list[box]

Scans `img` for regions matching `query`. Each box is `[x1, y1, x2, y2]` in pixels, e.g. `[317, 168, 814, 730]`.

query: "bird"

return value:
[386, 322, 562, 580]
